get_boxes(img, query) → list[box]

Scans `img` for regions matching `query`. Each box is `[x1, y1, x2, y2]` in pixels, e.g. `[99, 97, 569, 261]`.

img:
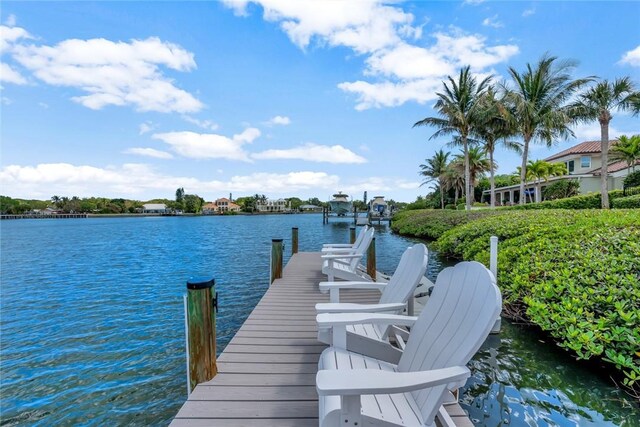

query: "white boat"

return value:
[369, 195, 388, 216]
[328, 192, 352, 216]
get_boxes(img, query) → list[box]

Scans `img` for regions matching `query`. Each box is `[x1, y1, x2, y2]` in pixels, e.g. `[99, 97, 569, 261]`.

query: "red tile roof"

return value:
[545, 140, 619, 162]
[589, 159, 640, 175]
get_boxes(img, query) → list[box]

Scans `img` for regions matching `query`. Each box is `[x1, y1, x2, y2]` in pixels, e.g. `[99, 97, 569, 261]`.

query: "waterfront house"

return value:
[484, 139, 639, 204]
[202, 198, 241, 214]
[141, 203, 167, 214]
[256, 198, 290, 213]
[299, 204, 322, 212]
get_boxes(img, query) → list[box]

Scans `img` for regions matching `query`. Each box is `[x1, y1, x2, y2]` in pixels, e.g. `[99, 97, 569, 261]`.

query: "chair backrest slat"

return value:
[348, 227, 374, 270]
[379, 244, 428, 305]
[397, 261, 501, 423]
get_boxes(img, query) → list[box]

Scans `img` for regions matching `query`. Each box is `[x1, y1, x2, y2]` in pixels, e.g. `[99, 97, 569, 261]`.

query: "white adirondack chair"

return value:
[322, 225, 369, 252]
[321, 227, 375, 282]
[316, 261, 502, 427]
[316, 244, 428, 362]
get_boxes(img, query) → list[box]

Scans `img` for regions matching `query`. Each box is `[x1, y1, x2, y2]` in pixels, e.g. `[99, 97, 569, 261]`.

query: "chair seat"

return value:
[319, 347, 424, 427]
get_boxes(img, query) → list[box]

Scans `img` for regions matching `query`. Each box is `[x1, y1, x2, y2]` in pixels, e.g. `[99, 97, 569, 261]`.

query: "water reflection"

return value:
[461, 320, 639, 426]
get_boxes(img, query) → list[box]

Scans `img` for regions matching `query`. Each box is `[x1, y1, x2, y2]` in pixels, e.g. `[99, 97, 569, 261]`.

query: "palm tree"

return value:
[518, 160, 568, 202]
[453, 147, 493, 202]
[503, 54, 592, 205]
[610, 134, 640, 173]
[474, 87, 521, 207]
[569, 78, 640, 208]
[414, 66, 492, 211]
[442, 164, 465, 206]
[419, 150, 450, 209]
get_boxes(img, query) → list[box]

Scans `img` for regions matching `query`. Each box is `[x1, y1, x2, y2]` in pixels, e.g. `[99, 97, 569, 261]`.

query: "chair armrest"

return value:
[321, 254, 363, 260]
[316, 313, 417, 327]
[315, 302, 405, 314]
[323, 243, 354, 248]
[319, 281, 386, 292]
[316, 366, 470, 396]
[321, 247, 356, 253]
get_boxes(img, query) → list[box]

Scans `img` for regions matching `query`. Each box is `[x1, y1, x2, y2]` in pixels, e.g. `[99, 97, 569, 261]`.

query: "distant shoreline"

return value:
[0, 211, 323, 220]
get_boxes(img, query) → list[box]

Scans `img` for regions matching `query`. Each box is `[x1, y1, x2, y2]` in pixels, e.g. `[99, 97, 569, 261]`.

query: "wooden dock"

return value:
[171, 252, 472, 427]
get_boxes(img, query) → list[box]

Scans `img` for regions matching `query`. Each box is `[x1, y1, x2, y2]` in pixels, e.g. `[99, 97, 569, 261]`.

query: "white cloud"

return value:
[38, 102, 48, 109]
[139, 122, 155, 135]
[482, 15, 504, 29]
[463, 0, 486, 5]
[5, 15, 17, 27]
[570, 123, 637, 141]
[124, 147, 174, 159]
[0, 25, 32, 52]
[1, 96, 11, 105]
[619, 45, 640, 67]
[0, 62, 27, 84]
[152, 127, 260, 161]
[252, 143, 367, 163]
[0, 162, 341, 198]
[266, 115, 291, 126]
[222, 0, 419, 54]
[9, 33, 203, 113]
[1, 25, 32, 84]
[338, 78, 443, 110]
[225, 2, 518, 110]
[522, 8, 536, 17]
[182, 115, 220, 131]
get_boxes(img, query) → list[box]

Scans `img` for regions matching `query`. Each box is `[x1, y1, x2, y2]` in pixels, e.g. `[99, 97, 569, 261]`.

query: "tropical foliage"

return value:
[502, 54, 592, 205]
[414, 66, 491, 211]
[542, 179, 580, 201]
[419, 150, 450, 209]
[610, 134, 640, 173]
[434, 210, 640, 397]
[570, 78, 640, 208]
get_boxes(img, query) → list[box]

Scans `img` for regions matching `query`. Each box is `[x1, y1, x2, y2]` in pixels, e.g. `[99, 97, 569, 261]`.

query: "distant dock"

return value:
[171, 252, 472, 426]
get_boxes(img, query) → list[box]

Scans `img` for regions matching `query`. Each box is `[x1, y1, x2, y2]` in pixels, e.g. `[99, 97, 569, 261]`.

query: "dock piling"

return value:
[185, 277, 217, 394]
[349, 227, 356, 244]
[366, 237, 376, 281]
[270, 239, 284, 284]
[291, 227, 299, 255]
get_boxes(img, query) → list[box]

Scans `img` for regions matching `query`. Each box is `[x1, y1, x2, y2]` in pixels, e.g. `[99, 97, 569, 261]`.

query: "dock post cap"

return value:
[186, 277, 215, 290]
[292, 227, 298, 229]
[272, 238, 284, 242]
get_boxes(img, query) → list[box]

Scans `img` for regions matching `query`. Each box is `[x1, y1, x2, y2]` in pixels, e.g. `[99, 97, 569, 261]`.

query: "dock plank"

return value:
[172, 252, 471, 427]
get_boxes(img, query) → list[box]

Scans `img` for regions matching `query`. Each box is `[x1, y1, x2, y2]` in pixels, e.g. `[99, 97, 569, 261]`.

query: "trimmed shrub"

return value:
[624, 170, 640, 188]
[445, 204, 456, 210]
[391, 209, 502, 240]
[542, 179, 580, 200]
[434, 210, 640, 395]
[612, 194, 640, 209]
[510, 190, 625, 210]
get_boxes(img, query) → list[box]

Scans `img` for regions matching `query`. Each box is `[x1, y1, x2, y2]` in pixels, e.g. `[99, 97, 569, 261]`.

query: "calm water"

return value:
[1, 214, 637, 426]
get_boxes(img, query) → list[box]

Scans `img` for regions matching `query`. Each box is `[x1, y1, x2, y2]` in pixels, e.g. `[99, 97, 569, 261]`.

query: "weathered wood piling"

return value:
[291, 227, 299, 255]
[366, 236, 376, 281]
[270, 238, 284, 284]
[184, 277, 217, 393]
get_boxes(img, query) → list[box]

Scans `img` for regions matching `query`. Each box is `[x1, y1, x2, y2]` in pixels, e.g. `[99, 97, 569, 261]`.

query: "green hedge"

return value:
[509, 190, 625, 210]
[612, 194, 640, 209]
[391, 209, 503, 240]
[624, 170, 640, 188]
[435, 210, 640, 395]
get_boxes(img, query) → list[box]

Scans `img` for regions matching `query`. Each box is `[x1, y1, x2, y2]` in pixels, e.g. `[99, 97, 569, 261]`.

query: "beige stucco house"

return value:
[484, 139, 639, 204]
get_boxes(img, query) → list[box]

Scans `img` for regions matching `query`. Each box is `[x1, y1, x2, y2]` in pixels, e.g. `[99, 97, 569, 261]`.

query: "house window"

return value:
[581, 156, 591, 168]
[566, 160, 575, 173]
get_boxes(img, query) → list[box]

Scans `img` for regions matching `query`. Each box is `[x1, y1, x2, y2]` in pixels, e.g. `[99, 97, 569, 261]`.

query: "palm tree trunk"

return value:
[489, 149, 495, 208]
[439, 178, 445, 209]
[454, 188, 458, 205]
[464, 136, 471, 211]
[600, 121, 610, 209]
[519, 137, 530, 205]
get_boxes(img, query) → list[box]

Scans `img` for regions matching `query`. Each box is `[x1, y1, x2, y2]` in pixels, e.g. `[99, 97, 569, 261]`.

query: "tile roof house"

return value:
[202, 198, 241, 214]
[484, 139, 637, 205]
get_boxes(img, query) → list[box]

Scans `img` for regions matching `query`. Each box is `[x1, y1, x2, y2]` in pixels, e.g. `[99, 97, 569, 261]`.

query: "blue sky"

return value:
[1, 1, 639, 202]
